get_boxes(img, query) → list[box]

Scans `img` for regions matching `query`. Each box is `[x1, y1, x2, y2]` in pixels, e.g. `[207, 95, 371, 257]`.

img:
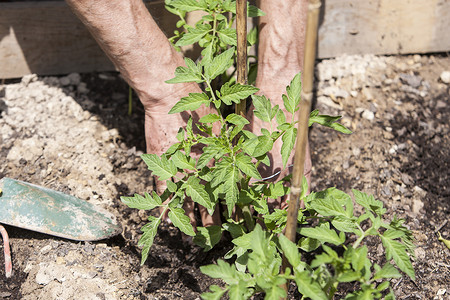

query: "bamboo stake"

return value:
[282, 0, 322, 284]
[235, 0, 247, 116]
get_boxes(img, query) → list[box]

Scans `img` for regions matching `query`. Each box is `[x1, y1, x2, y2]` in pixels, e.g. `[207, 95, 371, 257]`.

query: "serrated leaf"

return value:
[308, 110, 352, 134]
[218, 27, 237, 46]
[235, 152, 261, 179]
[373, 262, 402, 280]
[121, 192, 160, 210]
[199, 113, 221, 123]
[380, 235, 415, 280]
[211, 158, 232, 187]
[298, 237, 321, 252]
[220, 83, 259, 105]
[251, 94, 273, 123]
[281, 125, 296, 168]
[224, 164, 239, 216]
[175, 24, 211, 47]
[242, 135, 273, 157]
[169, 0, 207, 12]
[275, 107, 286, 126]
[352, 189, 386, 216]
[166, 180, 178, 193]
[166, 61, 204, 84]
[222, 223, 246, 239]
[295, 271, 328, 300]
[205, 47, 235, 80]
[201, 285, 227, 300]
[331, 216, 358, 233]
[169, 92, 210, 114]
[197, 145, 220, 169]
[171, 151, 196, 170]
[226, 113, 250, 126]
[200, 260, 240, 285]
[298, 223, 345, 246]
[138, 217, 161, 265]
[286, 72, 302, 112]
[194, 226, 223, 251]
[247, 26, 258, 46]
[185, 176, 213, 210]
[168, 207, 196, 236]
[141, 153, 177, 180]
[279, 234, 301, 269]
[248, 4, 265, 17]
[337, 271, 361, 283]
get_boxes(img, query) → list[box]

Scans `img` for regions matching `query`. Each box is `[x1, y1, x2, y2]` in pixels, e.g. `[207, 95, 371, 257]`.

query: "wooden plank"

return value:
[0, 1, 178, 79]
[1, 0, 449, 78]
[318, 0, 450, 58]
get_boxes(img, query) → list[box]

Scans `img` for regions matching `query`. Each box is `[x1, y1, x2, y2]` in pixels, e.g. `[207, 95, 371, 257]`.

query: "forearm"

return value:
[65, 0, 193, 106]
[257, 0, 308, 82]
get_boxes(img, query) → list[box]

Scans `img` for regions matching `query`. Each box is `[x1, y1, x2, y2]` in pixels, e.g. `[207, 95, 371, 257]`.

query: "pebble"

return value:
[59, 76, 71, 86]
[67, 73, 81, 86]
[399, 73, 422, 88]
[40, 244, 53, 255]
[77, 82, 90, 94]
[361, 110, 375, 121]
[440, 71, 450, 84]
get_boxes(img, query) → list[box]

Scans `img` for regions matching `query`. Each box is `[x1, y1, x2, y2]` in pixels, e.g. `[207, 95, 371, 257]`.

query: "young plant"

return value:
[121, 1, 415, 298]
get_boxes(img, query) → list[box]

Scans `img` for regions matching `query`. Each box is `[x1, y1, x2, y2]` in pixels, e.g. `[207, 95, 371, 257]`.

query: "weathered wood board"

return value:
[318, 0, 450, 58]
[0, 1, 176, 79]
[1, 0, 449, 79]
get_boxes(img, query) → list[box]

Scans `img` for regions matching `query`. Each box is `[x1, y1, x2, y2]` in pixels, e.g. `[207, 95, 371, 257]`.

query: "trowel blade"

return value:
[0, 177, 122, 241]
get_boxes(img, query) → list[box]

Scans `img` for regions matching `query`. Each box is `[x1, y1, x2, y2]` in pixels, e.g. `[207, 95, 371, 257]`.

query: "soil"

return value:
[0, 53, 449, 299]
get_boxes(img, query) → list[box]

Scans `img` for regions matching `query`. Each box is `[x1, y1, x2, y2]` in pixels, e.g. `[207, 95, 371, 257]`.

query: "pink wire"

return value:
[0, 225, 12, 278]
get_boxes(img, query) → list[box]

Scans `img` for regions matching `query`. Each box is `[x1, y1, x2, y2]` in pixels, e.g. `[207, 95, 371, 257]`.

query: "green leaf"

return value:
[171, 151, 196, 170]
[197, 145, 221, 169]
[201, 285, 227, 300]
[226, 113, 250, 126]
[168, 207, 196, 236]
[166, 58, 204, 84]
[298, 223, 345, 246]
[200, 260, 242, 285]
[294, 271, 328, 300]
[275, 108, 286, 126]
[352, 189, 386, 215]
[194, 226, 223, 251]
[373, 262, 402, 280]
[247, 27, 258, 46]
[251, 95, 272, 123]
[298, 237, 320, 252]
[166, 180, 178, 193]
[309, 110, 352, 134]
[141, 153, 177, 180]
[224, 164, 239, 216]
[331, 216, 358, 233]
[175, 24, 211, 47]
[279, 234, 301, 269]
[205, 47, 235, 80]
[337, 271, 361, 283]
[235, 152, 261, 179]
[169, 0, 207, 12]
[218, 27, 237, 46]
[283, 72, 302, 113]
[380, 235, 415, 280]
[281, 125, 296, 168]
[243, 135, 274, 157]
[248, 4, 265, 17]
[138, 217, 161, 265]
[121, 192, 161, 210]
[199, 113, 221, 123]
[169, 92, 210, 114]
[211, 157, 232, 187]
[222, 223, 246, 239]
[185, 176, 214, 210]
[220, 83, 259, 105]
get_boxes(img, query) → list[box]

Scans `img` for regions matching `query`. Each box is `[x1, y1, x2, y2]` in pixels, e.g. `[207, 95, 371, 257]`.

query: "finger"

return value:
[198, 205, 221, 227]
[182, 198, 197, 230]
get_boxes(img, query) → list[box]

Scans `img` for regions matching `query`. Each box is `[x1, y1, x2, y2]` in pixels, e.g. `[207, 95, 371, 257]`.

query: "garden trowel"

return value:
[0, 177, 122, 241]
